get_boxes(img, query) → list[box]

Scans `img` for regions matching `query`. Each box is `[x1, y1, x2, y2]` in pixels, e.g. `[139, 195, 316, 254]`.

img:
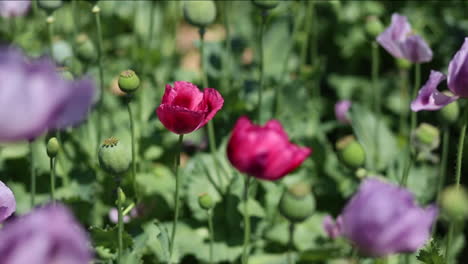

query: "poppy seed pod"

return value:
[438, 93, 459, 124]
[365, 16, 383, 38]
[336, 136, 366, 169]
[440, 185, 468, 221]
[183, 0, 217, 28]
[118, 70, 140, 94]
[412, 123, 440, 152]
[251, 0, 280, 10]
[98, 137, 131, 175]
[198, 193, 214, 210]
[38, 0, 63, 14]
[46, 137, 60, 158]
[76, 34, 97, 62]
[279, 183, 315, 223]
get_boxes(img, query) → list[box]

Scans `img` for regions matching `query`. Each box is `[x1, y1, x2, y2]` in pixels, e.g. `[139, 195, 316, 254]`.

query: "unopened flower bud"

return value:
[117, 187, 126, 204]
[279, 183, 315, 223]
[183, 0, 217, 28]
[336, 136, 366, 169]
[251, 0, 280, 10]
[46, 137, 60, 158]
[76, 34, 97, 62]
[92, 5, 100, 13]
[438, 92, 459, 125]
[396, 58, 412, 70]
[355, 168, 367, 179]
[38, 0, 63, 14]
[440, 185, 468, 221]
[412, 123, 440, 152]
[198, 193, 214, 210]
[365, 16, 383, 38]
[98, 137, 131, 175]
[118, 70, 140, 94]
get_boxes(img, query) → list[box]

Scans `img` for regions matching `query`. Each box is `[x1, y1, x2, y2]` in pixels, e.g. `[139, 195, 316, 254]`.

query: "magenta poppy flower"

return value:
[0, 0, 30, 18]
[377, 13, 432, 63]
[0, 180, 16, 223]
[323, 178, 437, 257]
[0, 204, 92, 264]
[0, 47, 95, 142]
[156, 81, 224, 134]
[227, 116, 311, 181]
[411, 38, 468, 111]
[335, 100, 351, 124]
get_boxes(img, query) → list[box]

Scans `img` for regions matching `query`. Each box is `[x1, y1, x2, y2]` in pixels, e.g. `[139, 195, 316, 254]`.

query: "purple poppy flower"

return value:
[335, 100, 352, 124]
[377, 13, 432, 63]
[0, 180, 16, 223]
[411, 38, 468, 111]
[0, 204, 92, 264]
[0, 47, 95, 142]
[108, 207, 138, 224]
[323, 215, 342, 239]
[0, 0, 30, 18]
[323, 178, 437, 257]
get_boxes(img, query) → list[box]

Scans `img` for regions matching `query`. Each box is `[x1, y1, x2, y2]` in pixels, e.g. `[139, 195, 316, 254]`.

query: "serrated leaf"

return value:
[416, 240, 445, 264]
[89, 226, 133, 251]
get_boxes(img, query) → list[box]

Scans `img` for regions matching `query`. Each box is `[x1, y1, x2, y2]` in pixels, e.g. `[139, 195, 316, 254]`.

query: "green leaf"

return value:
[416, 240, 445, 264]
[89, 226, 133, 251]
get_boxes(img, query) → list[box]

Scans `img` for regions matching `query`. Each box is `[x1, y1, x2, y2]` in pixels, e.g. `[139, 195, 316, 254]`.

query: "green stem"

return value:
[288, 223, 295, 264]
[123, 202, 135, 216]
[445, 222, 455, 263]
[47, 16, 54, 58]
[400, 153, 413, 187]
[207, 210, 214, 264]
[199, 28, 225, 189]
[437, 127, 450, 199]
[301, 2, 311, 67]
[30, 141, 36, 208]
[257, 11, 267, 123]
[309, 1, 317, 66]
[398, 69, 409, 135]
[94, 5, 104, 145]
[50, 157, 56, 203]
[169, 134, 184, 263]
[222, 1, 232, 91]
[117, 187, 124, 264]
[372, 41, 380, 169]
[242, 176, 251, 264]
[127, 99, 138, 199]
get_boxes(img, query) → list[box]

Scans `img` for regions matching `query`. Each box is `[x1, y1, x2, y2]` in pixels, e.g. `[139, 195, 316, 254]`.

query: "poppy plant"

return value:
[156, 81, 224, 134]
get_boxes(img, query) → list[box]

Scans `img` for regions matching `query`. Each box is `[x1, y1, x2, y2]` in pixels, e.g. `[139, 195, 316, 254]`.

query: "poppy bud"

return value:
[76, 34, 97, 62]
[412, 123, 440, 152]
[183, 0, 217, 28]
[396, 58, 412, 70]
[336, 136, 366, 169]
[439, 185, 468, 221]
[98, 137, 131, 175]
[198, 193, 214, 210]
[251, 0, 280, 10]
[46, 137, 60, 158]
[38, 0, 63, 14]
[117, 187, 126, 204]
[118, 70, 140, 94]
[365, 16, 383, 38]
[438, 93, 460, 125]
[279, 183, 315, 223]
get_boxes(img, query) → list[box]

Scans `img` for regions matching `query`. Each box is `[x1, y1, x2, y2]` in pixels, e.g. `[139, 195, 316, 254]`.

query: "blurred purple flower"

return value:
[0, 180, 16, 223]
[377, 13, 432, 63]
[323, 178, 437, 257]
[108, 207, 138, 224]
[0, 0, 30, 18]
[411, 38, 468, 111]
[323, 215, 342, 239]
[335, 100, 351, 124]
[0, 204, 92, 264]
[0, 47, 95, 142]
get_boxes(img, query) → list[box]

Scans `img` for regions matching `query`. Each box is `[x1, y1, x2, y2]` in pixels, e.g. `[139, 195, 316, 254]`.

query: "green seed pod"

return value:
[98, 137, 131, 175]
[336, 136, 366, 169]
[38, 0, 63, 14]
[412, 123, 440, 151]
[395, 58, 412, 70]
[365, 16, 383, 38]
[198, 193, 214, 210]
[76, 34, 97, 62]
[46, 137, 60, 158]
[279, 183, 315, 223]
[118, 70, 141, 94]
[440, 185, 468, 221]
[183, 0, 217, 28]
[438, 92, 459, 125]
[355, 168, 367, 179]
[251, 0, 280, 10]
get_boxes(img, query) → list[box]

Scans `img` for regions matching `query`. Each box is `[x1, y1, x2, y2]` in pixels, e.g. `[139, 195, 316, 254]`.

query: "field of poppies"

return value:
[1, 0, 468, 263]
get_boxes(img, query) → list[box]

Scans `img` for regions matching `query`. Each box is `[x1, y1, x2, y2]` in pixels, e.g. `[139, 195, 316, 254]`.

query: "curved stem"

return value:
[127, 99, 138, 199]
[257, 11, 267, 123]
[94, 6, 104, 145]
[242, 176, 251, 264]
[288, 223, 295, 264]
[208, 210, 214, 264]
[29, 141, 36, 208]
[50, 157, 56, 203]
[372, 41, 380, 169]
[117, 187, 124, 264]
[169, 134, 184, 263]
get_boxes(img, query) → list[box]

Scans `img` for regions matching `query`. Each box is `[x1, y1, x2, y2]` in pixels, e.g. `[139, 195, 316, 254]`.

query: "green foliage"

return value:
[417, 240, 446, 264]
